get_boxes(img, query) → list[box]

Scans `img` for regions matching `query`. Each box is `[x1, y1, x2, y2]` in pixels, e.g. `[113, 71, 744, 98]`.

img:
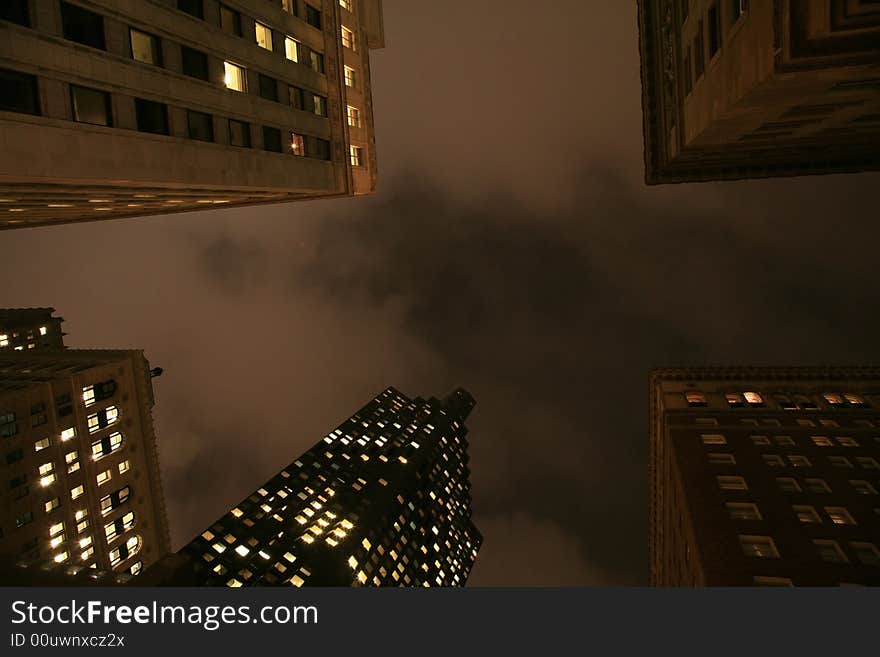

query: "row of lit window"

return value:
[717, 474, 879, 496]
[739, 534, 879, 566]
[0, 325, 48, 348]
[725, 500, 875, 526]
[701, 433, 880, 448]
[687, 391, 869, 409]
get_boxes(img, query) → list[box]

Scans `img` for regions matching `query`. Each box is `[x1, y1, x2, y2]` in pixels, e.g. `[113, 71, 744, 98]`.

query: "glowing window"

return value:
[71, 484, 85, 499]
[341, 26, 356, 50]
[224, 61, 246, 92]
[344, 65, 357, 87]
[255, 22, 272, 51]
[825, 507, 855, 526]
[685, 392, 706, 406]
[96, 468, 112, 486]
[743, 392, 764, 406]
[792, 505, 821, 524]
[285, 36, 299, 62]
[347, 105, 361, 128]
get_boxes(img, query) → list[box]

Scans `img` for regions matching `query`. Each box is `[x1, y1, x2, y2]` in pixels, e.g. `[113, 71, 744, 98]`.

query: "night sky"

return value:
[2, 1, 880, 585]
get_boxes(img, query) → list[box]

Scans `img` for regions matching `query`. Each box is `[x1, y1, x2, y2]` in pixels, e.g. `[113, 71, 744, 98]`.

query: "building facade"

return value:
[651, 367, 880, 586]
[0, 308, 66, 350]
[0, 0, 384, 229]
[637, 0, 880, 183]
[149, 387, 482, 587]
[0, 349, 171, 578]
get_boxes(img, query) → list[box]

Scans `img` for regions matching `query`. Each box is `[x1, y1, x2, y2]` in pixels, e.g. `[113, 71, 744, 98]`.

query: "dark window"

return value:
[0, 69, 40, 115]
[181, 46, 210, 81]
[263, 126, 282, 152]
[219, 4, 242, 36]
[130, 28, 163, 67]
[305, 4, 321, 29]
[309, 50, 325, 74]
[71, 85, 113, 127]
[308, 136, 331, 161]
[15, 511, 33, 528]
[9, 473, 27, 489]
[177, 0, 204, 19]
[708, 5, 721, 57]
[683, 47, 692, 96]
[5, 449, 23, 465]
[93, 380, 116, 402]
[0, 0, 30, 27]
[229, 119, 251, 148]
[61, 2, 106, 50]
[187, 110, 214, 142]
[289, 85, 306, 111]
[134, 98, 169, 135]
[259, 74, 279, 102]
[730, 0, 748, 24]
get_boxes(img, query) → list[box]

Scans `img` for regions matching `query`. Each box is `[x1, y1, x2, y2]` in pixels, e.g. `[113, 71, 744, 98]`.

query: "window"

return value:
[91, 431, 123, 460]
[837, 437, 859, 447]
[844, 393, 867, 407]
[134, 99, 169, 135]
[708, 4, 721, 57]
[825, 507, 856, 526]
[717, 475, 747, 491]
[34, 438, 50, 452]
[44, 497, 60, 513]
[777, 477, 802, 493]
[306, 136, 331, 160]
[856, 457, 880, 470]
[306, 4, 322, 29]
[813, 539, 847, 564]
[70, 85, 112, 127]
[83, 381, 115, 407]
[823, 393, 845, 407]
[787, 455, 811, 468]
[773, 436, 794, 446]
[177, 0, 204, 19]
[86, 405, 120, 433]
[760, 418, 780, 427]
[344, 65, 357, 88]
[289, 132, 305, 156]
[686, 392, 707, 407]
[854, 419, 875, 428]
[224, 62, 246, 92]
[220, 5, 242, 36]
[312, 94, 327, 116]
[804, 478, 832, 494]
[797, 419, 816, 427]
[743, 392, 763, 406]
[811, 436, 833, 447]
[110, 535, 141, 566]
[762, 455, 785, 467]
[341, 26, 356, 50]
[258, 74, 278, 102]
[118, 460, 130, 475]
[285, 36, 300, 62]
[96, 468, 112, 486]
[819, 418, 839, 427]
[130, 28, 162, 66]
[828, 456, 853, 469]
[71, 484, 85, 500]
[347, 105, 362, 128]
[187, 110, 214, 142]
[282, 0, 296, 14]
[708, 453, 736, 465]
[792, 505, 821, 524]
[740, 535, 779, 559]
[39, 462, 56, 487]
[726, 503, 761, 520]
[65, 450, 80, 474]
[6, 448, 22, 464]
[850, 480, 878, 495]
[724, 393, 743, 407]
[849, 542, 880, 566]
[255, 22, 273, 51]
[129, 561, 143, 576]
[263, 126, 282, 152]
[99, 486, 131, 516]
[339, 0, 353, 11]
[181, 46, 210, 81]
[0, 0, 29, 26]
[228, 120, 251, 148]
[683, 46, 693, 96]
[104, 511, 135, 541]
[750, 435, 770, 445]
[61, 2, 105, 50]
[350, 145, 363, 167]
[0, 68, 40, 115]
[309, 50, 325, 74]
[695, 418, 718, 426]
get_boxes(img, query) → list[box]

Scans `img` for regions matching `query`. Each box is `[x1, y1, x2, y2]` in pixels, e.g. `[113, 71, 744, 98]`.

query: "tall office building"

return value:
[0, 308, 66, 351]
[145, 387, 482, 587]
[637, 1, 880, 183]
[651, 367, 880, 586]
[0, 0, 384, 230]
[0, 349, 171, 578]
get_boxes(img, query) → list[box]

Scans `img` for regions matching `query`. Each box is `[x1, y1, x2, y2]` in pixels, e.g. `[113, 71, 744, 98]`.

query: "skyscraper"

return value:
[0, 308, 66, 351]
[0, 0, 384, 230]
[0, 349, 171, 578]
[150, 387, 482, 587]
[637, 1, 880, 184]
[651, 367, 880, 586]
